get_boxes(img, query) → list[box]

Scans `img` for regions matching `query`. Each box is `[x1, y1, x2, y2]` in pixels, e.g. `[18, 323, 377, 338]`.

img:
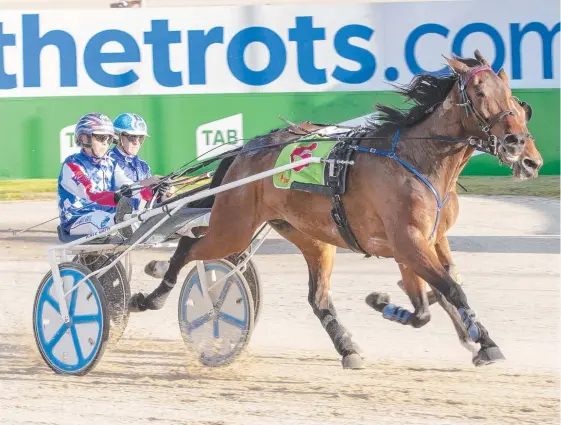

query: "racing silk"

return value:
[58, 150, 151, 232]
[109, 146, 152, 185]
[109, 146, 154, 210]
[58, 151, 118, 232]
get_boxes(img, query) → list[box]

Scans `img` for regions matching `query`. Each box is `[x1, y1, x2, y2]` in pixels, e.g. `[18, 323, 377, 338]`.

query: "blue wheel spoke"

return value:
[195, 277, 204, 297]
[218, 312, 246, 329]
[68, 284, 80, 317]
[213, 319, 219, 338]
[217, 279, 232, 305]
[73, 314, 101, 324]
[70, 324, 84, 364]
[45, 324, 69, 351]
[44, 294, 60, 314]
[188, 311, 214, 331]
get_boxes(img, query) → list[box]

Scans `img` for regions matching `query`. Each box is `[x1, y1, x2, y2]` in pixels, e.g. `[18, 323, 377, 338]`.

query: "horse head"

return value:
[444, 50, 543, 179]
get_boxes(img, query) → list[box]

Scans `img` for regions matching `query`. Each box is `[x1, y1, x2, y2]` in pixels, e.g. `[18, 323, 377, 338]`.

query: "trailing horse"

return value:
[130, 50, 542, 369]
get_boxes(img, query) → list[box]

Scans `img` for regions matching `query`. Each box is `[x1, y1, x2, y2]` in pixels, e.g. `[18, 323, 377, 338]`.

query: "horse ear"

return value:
[442, 55, 470, 74]
[498, 68, 510, 86]
[522, 101, 533, 122]
[474, 49, 490, 66]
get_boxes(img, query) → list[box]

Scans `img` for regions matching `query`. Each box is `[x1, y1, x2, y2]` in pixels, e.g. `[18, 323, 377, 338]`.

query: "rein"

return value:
[162, 68, 525, 183]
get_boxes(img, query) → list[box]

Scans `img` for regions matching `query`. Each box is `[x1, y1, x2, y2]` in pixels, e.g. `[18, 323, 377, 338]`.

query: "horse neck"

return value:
[397, 102, 475, 197]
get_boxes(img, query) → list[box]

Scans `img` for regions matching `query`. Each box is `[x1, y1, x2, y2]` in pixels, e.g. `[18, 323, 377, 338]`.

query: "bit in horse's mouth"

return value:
[498, 146, 519, 168]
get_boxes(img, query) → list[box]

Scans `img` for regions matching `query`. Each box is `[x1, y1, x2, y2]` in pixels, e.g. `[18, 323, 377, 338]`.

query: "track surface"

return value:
[0, 196, 559, 425]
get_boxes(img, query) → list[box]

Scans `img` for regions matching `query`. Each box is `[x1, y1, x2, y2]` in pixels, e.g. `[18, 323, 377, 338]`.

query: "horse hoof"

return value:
[365, 292, 390, 313]
[144, 260, 169, 279]
[342, 353, 365, 370]
[129, 293, 147, 313]
[473, 346, 506, 367]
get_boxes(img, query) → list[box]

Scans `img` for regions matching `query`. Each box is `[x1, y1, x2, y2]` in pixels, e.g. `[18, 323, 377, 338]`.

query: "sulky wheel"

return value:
[178, 259, 255, 367]
[226, 254, 263, 325]
[33, 262, 109, 376]
[73, 254, 130, 344]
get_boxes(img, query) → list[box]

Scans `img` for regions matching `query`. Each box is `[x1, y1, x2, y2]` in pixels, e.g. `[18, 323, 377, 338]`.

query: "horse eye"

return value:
[475, 91, 485, 98]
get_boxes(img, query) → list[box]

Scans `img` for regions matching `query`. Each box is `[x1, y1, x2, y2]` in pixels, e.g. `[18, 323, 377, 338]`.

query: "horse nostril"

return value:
[523, 158, 539, 171]
[504, 134, 523, 146]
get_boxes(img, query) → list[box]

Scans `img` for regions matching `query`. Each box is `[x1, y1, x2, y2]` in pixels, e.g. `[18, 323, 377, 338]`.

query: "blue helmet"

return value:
[113, 113, 149, 137]
[74, 112, 116, 147]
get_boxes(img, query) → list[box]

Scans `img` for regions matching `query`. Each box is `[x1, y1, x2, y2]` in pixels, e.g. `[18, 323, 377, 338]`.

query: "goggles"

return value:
[121, 133, 146, 143]
[91, 133, 114, 144]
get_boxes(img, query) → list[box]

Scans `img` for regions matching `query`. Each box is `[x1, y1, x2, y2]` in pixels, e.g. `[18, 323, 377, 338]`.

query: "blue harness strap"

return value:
[353, 129, 449, 240]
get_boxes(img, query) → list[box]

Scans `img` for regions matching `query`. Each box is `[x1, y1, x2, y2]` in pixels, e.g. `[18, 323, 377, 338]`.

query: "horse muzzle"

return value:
[512, 155, 542, 180]
[498, 133, 528, 166]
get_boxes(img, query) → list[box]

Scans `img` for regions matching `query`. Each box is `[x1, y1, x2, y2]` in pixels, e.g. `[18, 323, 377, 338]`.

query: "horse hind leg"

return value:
[269, 220, 364, 369]
[130, 205, 261, 312]
[366, 264, 431, 328]
[129, 235, 198, 311]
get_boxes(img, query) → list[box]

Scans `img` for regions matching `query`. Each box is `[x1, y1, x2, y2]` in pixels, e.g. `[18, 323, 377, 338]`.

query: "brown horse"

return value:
[130, 50, 542, 369]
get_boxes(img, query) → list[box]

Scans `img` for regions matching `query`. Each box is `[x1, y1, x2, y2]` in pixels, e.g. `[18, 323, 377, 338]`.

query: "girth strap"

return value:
[331, 194, 371, 257]
[329, 131, 371, 257]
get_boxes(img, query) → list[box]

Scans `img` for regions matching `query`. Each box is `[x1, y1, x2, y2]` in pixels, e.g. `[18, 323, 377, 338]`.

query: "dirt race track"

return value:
[0, 195, 559, 425]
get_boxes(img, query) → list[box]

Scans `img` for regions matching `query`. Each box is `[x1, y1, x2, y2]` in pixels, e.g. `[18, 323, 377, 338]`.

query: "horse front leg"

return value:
[396, 235, 462, 306]
[434, 234, 464, 285]
[394, 228, 505, 366]
[366, 264, 431, 328]
[431, 240, 480, 356]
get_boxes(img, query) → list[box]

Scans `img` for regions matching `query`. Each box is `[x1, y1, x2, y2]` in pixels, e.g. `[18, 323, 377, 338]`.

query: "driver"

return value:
[109, 112, 171, 210]
[57, 113, 152, 236]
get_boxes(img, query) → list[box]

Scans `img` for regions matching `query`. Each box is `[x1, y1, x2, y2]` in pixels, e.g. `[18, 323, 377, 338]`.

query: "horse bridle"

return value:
[457, 65, 532, 156]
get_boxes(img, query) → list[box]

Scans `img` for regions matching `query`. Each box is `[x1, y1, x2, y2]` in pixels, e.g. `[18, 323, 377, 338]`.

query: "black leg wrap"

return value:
[328, 294, 355, 339]
[448, 281, 469, 308]
[319, 309, 357, 357]
[129, 279, 175, 312]
[144, 279, 174, 310]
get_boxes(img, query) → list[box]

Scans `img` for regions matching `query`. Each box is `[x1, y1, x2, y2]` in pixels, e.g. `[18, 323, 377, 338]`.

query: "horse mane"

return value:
[367, 56, 483, 135]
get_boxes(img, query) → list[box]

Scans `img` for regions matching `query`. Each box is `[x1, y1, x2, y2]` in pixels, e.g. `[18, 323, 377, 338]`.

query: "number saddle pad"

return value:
[272, 126, 354, 197]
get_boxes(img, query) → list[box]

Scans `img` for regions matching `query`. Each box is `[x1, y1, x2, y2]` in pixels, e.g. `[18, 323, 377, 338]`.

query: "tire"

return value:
[73, 254, 130, 344]
[33, 262, 109, 376]
[178, 259, 255, 367]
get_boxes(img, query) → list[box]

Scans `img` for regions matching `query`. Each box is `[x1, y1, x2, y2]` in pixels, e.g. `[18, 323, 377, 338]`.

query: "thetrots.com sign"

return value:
[0, 0, 558, 178]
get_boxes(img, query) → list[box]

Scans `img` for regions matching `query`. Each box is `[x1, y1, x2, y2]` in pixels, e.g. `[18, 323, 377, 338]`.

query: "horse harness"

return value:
[303, 66, 534, 257]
